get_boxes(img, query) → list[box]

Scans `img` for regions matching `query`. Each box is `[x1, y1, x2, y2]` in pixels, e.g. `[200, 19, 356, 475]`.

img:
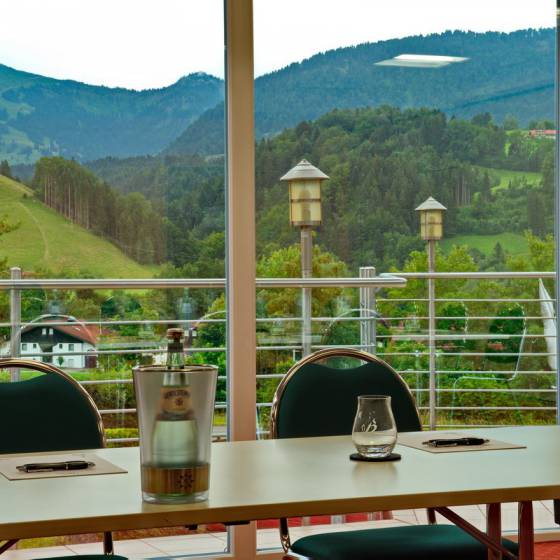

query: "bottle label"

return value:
[159, 387, 194, 420]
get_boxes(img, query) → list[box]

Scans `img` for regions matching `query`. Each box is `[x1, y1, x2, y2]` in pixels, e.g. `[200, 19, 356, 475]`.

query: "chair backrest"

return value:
[270, 348, 421, 439]
[0, 359, 105, 454]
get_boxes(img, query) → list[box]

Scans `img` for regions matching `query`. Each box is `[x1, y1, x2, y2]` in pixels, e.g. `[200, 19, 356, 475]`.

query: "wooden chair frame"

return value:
[0, 358, 114, 555]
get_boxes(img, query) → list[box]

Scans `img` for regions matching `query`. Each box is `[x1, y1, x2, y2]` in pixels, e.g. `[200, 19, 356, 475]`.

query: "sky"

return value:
[0, 0, 555, 90]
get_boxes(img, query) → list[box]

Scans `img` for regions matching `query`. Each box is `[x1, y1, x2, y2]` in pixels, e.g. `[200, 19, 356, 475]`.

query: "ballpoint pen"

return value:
[422, 437, 489, 448]
[16, 460, 95, 473]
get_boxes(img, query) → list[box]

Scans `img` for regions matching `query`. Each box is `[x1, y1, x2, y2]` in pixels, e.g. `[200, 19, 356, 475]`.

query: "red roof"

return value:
[22, 319, 99, 346]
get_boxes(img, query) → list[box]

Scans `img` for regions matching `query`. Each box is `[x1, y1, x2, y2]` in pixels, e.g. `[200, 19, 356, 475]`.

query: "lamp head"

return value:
[280, 159, 329, 227]
[415, 196, 447, 240]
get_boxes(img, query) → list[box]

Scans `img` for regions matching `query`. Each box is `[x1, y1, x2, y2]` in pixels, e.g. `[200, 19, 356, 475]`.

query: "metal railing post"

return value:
[301, 228, 313, 357]
[9, 267, 21, 381]
[359, 266, 377, 354]
[428, 241, 437, 430]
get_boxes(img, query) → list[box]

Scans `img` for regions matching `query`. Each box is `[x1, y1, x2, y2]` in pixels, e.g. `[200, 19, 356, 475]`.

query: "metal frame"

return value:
[0, 358, 113, 555]
[269, 347, 423, 553]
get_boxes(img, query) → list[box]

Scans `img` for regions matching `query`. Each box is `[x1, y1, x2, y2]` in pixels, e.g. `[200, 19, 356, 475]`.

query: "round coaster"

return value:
[349, 452, 401, 462]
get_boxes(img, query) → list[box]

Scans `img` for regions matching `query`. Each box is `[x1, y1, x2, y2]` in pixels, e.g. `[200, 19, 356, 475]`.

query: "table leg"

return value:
[518, 501, 534, 560]
[487, 503, 502, 560]
[554, 499, 560, 525]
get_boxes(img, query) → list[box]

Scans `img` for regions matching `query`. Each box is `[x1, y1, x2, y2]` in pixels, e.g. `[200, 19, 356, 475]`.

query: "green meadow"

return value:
[440, 232, 528, 257]
[477, 166, 541, 192]
[0, 175, 154, 277]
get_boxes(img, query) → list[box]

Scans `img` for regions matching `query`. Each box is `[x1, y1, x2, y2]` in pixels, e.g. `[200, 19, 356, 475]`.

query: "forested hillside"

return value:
[0, 174, 152, 276]
[32, 158, 165, 265]
[87, 106, 554, 274]
[0, 66, 223, 163]
[166, 28, 554, 156]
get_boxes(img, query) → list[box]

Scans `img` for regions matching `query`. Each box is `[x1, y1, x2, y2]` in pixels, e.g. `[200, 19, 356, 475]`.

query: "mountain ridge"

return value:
[1, 28, 555, 164]
[166, 28, 555, 156]
[0, 65, 223, 163]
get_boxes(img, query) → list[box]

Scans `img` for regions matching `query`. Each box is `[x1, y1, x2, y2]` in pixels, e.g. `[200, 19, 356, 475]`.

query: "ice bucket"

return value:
[133, 364, 218, 503]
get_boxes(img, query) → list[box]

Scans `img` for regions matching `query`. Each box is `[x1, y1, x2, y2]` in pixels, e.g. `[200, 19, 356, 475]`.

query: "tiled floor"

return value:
[3, 502, 557, 559]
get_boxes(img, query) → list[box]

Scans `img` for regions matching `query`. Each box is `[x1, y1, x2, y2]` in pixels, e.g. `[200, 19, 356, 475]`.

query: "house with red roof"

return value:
[20, 315, 99, 369]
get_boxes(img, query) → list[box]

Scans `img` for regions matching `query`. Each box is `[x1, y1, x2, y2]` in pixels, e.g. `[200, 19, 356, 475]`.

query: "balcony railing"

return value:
[0, 268, 556, 444]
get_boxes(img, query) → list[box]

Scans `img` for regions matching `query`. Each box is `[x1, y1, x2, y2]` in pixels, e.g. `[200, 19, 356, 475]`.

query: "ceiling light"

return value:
[375, 54, 469, 68]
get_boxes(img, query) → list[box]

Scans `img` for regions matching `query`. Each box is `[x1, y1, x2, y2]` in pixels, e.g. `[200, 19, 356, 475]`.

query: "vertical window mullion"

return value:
[225, 0, 257, 557]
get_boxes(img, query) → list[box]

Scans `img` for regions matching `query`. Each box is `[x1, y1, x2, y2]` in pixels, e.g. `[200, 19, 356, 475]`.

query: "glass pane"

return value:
[0, 0, 227, 555]
[254, 0, 557, 548]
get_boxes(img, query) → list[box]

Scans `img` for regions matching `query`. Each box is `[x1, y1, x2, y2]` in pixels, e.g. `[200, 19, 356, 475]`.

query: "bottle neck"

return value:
[166, 339, 186, 369]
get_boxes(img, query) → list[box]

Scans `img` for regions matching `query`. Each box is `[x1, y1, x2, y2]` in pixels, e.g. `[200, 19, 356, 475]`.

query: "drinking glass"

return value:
[352, 395, 397, 458]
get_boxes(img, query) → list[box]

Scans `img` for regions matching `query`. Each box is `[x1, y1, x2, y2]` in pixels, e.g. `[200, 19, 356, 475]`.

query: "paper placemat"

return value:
[398, 431, 526, 453]
[0, 452, 127, 480]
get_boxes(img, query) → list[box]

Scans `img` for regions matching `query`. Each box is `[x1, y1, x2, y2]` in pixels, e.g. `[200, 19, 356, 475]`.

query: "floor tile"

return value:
[146, 534, 226, 554]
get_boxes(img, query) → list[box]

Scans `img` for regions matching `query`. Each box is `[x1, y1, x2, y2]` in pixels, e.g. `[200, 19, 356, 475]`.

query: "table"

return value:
[1, 426, 559, 559]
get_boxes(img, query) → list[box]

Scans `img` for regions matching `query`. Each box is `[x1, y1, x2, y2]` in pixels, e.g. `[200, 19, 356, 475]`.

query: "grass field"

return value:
[440, 232, 528, 257]
[477, 166, 541, 192]
[0, 175, 154, 277]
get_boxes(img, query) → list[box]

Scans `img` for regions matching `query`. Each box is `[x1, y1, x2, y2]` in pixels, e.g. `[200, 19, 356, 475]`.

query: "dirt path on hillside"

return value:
[18, 202, 50, 262]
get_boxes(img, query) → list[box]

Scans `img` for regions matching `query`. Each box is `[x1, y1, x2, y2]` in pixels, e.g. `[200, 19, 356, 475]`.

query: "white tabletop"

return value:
[1, 426, 559, 540]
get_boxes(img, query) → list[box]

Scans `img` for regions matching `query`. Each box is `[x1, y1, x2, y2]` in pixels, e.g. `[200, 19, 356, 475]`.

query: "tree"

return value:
[471, 113, 493, 127]
[502, 115, 519, 131]
[256, 243, 349, 318]
[484, 242, 507, 271]
[527, 191, 546, 237]
[0, 160, 11, 178]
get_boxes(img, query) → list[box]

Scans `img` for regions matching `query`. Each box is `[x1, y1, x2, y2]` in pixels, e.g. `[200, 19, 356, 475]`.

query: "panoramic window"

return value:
[0, 0, 557, 557]
[0, 0, 227, 556]
[253, 0, 557, 548]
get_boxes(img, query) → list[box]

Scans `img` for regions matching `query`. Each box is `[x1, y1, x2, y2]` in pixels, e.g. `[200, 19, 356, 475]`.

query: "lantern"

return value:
[415, 197, 447, 241]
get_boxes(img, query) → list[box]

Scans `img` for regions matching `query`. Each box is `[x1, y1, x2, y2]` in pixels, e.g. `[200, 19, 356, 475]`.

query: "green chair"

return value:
[270, 348, 518, 560]
[0, 358, 125, 560]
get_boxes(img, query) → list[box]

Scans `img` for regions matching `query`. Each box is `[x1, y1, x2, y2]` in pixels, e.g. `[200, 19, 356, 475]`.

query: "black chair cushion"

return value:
[276, 361, 421, 439]
[291, 524, 519, 560]
[0, 373, 103, 454]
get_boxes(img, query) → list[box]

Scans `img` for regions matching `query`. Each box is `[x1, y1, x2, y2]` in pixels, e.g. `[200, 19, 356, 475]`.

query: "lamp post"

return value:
[280, 159, 329, 357]
[415, 196, 447, 430]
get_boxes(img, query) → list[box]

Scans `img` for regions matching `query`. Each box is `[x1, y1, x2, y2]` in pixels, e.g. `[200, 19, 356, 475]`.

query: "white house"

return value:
[20, 317, 99, 369]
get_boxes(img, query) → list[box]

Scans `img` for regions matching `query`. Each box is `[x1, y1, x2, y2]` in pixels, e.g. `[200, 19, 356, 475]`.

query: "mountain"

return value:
[0, 66, 223, 163]
[0, 174, 153, 276]
[3, 29, 554, 165]
[166, 29, 554, 156]
[84, 104, 553, 273]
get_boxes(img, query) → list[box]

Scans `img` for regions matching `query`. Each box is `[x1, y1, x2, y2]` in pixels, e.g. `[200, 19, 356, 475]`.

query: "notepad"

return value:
[0, 452, 127, 480]
[398, 431, 526, 453]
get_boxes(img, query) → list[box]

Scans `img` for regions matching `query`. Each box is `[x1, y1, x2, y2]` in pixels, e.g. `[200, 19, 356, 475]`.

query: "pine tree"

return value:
[0, 160, 12, 178]
[527, 191, 546, 237]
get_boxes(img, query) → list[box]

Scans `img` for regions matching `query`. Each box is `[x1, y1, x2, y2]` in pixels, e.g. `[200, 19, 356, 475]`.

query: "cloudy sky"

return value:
[0, 0, 555, 90]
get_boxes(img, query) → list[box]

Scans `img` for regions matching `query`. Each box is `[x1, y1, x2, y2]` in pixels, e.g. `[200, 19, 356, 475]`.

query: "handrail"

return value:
[0, 269, 557, 440]
[0, 270, 554, 289]
[397, 271, 555, 279]
[0, 274, 405, 290]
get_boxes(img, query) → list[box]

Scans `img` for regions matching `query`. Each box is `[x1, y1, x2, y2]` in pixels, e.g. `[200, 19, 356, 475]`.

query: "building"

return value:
[20, 315, 99, 369]
[528, 129, 556, 139]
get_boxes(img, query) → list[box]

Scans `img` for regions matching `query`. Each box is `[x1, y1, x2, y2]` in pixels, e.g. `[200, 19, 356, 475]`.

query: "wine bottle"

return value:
[152, 328, 198, 467]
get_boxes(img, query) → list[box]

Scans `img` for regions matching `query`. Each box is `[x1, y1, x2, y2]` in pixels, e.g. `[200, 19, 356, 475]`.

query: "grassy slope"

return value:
[440, 232, 528, 257]
[0, 175, 153, 277]
[477, 166, 541, 192]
